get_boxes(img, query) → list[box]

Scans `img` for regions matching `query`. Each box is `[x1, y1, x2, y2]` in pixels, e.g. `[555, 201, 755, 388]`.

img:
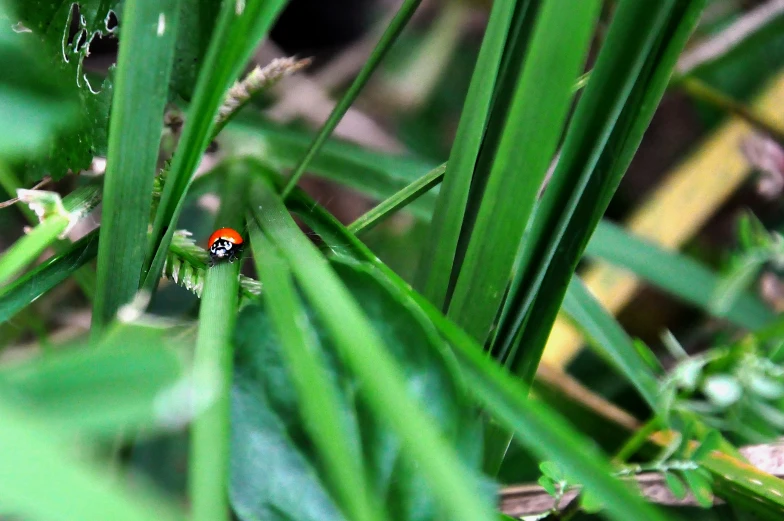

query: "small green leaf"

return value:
[663, 471, 687, 500]
[680, 469, 713, 508]
[537, 476, 556, 497]
[691, 430, 722, 462]
[539, 461, 564, 483]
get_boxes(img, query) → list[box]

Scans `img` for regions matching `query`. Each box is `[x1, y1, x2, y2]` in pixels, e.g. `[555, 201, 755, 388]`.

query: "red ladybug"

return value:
[208, 227, 244, 265]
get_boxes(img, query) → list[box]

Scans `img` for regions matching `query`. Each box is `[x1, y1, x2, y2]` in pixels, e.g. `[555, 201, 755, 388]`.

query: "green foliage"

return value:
[5, 1, 784, 521]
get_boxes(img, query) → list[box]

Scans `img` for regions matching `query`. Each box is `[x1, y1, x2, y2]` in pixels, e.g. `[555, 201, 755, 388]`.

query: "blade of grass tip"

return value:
[413, 0, 516, 308]
[562, 276, 661, 411]
[189, 167, 245, 521]
[142, 0, 288, 292]
[585, 220, 774, 330]
[92, 0, 181, 331]
[348, 162, 446, 234]
[447, 0, 601, 343]
[249, 177, 495, 521]
[0, 229, 99, 324]
[0, 185, 100, 287]
[279, 0, 424, 199]
[0, 398, 186, 521]
[248, 223, 384, 521]
[0, 165, 96, 300]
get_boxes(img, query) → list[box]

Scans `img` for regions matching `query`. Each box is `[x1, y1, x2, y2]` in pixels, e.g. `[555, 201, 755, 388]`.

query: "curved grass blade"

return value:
[142, 0, 288, 291]
[249, 176, 496, 521]
[0, 228, 99, 324]
[280, 0, 424, 198]
[248, 226, 384, 521]
[92, 0, 181, 330]
[586, 220, 774, 330]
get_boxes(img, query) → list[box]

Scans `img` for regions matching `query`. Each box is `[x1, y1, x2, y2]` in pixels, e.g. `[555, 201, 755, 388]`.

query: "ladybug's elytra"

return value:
[208, 227, 244, 266]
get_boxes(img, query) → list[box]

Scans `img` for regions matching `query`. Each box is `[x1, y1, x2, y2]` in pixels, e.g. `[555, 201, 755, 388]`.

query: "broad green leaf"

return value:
[494, 1, 706, 384]
[585, 220, 774, 330]
[0, 324, 186, 436]
[0, 395, 186, 521]
[92, 0, 181, 329]
[0, 1, 79, 159]
[248, 177, 495, 521]
[414, 0, 517, 307]
[13, 0, 115, 181]
[447, 0, 600, 343]
[143, 0, 289, 290]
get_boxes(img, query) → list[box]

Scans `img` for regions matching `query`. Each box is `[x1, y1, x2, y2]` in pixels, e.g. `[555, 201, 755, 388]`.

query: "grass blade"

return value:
[249, 175, 495, 521]
[447, 0, 601, 342]
[92, 0, 181, 329]
[280, 0, 423, 198]
[189, 168, 245, 521]
[494, 1, 706, 384]
[413, 0, 517, 308]
[0, 228, 98, 324]
[248, 225, 383, 521]
[586, 220, 774, 330]
[562, 277, 661, 411]
[348, 162, 445, 234]
[142, 0, 288, 291]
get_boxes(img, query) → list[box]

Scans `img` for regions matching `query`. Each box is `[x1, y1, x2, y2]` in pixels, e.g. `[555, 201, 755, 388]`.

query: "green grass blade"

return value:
[280, 0, 423, 198]
[92, 0, 181, 330]
[586, 220, 774, 330]
[447, 0, 601, 342]
[494, 1, 706, 383]
[249, 177, 495, 521]
[562, 277, 661, 411]
[248, 225, 383, 521]
[0, 228, 98, 324]
[189, 168, 245, 521]
[0, 397, 186, 521]
[0, 217, 70, 287]
[226, 116, 438, 219]
[348, 162, 445, 234]
[264, 176, 667, 521]
[0, 165, 95, 299]
[413, 0, 516, 308]
[142, 0, 288, 291]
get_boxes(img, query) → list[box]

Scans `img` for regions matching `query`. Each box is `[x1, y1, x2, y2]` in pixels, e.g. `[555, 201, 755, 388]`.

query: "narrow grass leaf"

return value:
[561, 277, 661, 411]
[269, 178, 668, 521]
[249, 177, 495, 521]
[0, 229, 98, 324]
[586, 220, 773, 330]
[189, 168, 245, 521]
[249, 226, 382, 521]
[413, 0, 516, 307]
[447, 0, 601, 343]
[92, 0, 181, 329]
[280, 0, 423, 197]
[143, 0, 288, 290]
[349, 163, 446, 234]
[495, 1, 707, 383]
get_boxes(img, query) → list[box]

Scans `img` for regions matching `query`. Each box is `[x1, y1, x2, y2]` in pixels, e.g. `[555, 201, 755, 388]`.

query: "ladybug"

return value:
[208, 227, 244, 266]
